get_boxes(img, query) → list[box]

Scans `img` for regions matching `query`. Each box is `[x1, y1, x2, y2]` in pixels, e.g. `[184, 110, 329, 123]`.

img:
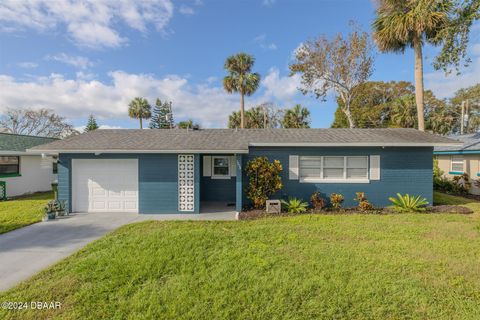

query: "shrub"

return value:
[388, 193, 429, 212]
[433, 157, 443, 180]
[310, 191, 326, 210]
[281, 198, 308, 214]
[245, 157, 283, 209]
[434, 174, 470, 195]
[354, 192, 373, 211]
[330, 193, 344, 209]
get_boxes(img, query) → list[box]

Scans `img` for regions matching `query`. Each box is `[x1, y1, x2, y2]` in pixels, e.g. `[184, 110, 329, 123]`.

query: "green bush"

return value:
[281, 198, 308, 214]
[330, 193, 344, 209]
[245, 157, 283, 209]
[434, 174, 470, 195]
[388, 193, 429, 212]
[310, 191, 326, 210]
[354, 192, 374, 211]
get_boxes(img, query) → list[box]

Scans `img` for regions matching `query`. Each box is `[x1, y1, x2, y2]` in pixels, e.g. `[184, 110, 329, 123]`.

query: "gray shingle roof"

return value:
[434, 133, 480, 152]
[0, 133, 58, 152]
[29, 128, 460, 153]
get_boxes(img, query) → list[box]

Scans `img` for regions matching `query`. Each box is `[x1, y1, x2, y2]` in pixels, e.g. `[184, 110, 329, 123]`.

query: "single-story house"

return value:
[29, 128, 458, 214]
[434, 133, 480, 194]
[0, 132, 58, 198]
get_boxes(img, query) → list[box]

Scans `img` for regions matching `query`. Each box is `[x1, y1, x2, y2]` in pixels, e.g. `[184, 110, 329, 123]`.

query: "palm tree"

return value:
[223, 53, 261, 129]
[282, 104, 311, 128]
[128, 97, 151, 129]
[372, 0, 450, 131]
[390, 95, 418, 128]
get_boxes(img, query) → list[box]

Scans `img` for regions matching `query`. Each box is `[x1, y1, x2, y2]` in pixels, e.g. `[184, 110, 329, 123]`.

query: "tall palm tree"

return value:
[372, 0, 450, 131]
[282, 104, 311, 128]
[223, 53, 261, 129]
[128, 97, 151, 129]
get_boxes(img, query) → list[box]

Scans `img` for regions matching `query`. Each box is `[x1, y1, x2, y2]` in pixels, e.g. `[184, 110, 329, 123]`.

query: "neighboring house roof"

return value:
[0, 133, 58, 154]
[434, 133, 480, 154]
[29, 128, 460, 154]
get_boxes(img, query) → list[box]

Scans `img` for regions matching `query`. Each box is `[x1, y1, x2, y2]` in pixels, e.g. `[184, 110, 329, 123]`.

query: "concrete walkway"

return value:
[0, 211, 237, 292]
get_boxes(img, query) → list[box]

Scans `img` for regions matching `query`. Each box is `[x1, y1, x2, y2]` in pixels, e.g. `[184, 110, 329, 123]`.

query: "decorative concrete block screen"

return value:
[178, 155, 195, 212]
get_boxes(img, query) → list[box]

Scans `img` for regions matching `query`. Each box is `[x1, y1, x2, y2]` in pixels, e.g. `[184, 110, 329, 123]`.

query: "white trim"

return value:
[289, 155, 299, 180]
[0, 151, 46, 155]
[211, 156, 230, 179]
[300, 178, 370, 184]
[202, 156, 212, 177]
[369, 155, 381, 180]
[27, 149, 249, 154]
[249, 142, 462, 147]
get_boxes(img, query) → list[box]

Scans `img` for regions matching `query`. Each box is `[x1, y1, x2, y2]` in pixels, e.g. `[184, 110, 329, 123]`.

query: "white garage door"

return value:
[72, 159, 138, 213]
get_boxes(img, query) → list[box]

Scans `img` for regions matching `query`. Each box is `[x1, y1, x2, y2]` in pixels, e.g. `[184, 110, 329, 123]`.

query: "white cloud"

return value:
[179, 5, 195, 15]
[46, 53, 94, 69]
[253, 34, 277, 51]
[261, 67, 301, 101]
[17, 62, 38, 69]
[0, 67, 309, 128]
[0, 71, 241, 128]
[75, 124, 123, 132]
[425, 48, 480, 99]
[0, 0, 174, 49]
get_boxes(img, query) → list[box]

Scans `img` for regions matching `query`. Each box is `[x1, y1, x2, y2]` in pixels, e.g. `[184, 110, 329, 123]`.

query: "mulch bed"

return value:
[239, 205, 473, 220]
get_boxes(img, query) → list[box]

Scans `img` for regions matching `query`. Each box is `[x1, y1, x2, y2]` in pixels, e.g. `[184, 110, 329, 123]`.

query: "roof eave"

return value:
[248, 142, 463, 147]
[26, 149, 250, 154]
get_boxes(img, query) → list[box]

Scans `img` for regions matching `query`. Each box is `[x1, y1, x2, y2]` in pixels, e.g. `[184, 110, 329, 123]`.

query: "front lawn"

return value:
[0, 192, 53, 234]
[434, 190, 480, 212]
[1, 210, 480, 319]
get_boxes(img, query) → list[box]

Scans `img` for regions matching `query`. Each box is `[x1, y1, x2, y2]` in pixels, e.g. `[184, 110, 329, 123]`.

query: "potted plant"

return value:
[44, 200, 67, 220]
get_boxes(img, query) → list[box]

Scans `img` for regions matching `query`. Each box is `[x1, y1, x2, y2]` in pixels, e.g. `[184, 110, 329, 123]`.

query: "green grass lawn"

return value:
[0, 192, 53, 234]
[1, 197, 480, 319]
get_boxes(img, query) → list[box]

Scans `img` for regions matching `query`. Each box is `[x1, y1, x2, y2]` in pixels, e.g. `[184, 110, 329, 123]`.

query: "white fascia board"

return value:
[26, 149, 249, 154]
[0, 151, 48, 155]
[248, 142, 463, 147]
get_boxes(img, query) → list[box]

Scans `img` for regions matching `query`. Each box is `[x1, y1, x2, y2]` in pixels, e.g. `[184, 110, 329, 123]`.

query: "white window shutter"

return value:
[203, 156, 212, 177]
[289, 155, 299, 180]
[229, 155, 236, 177]
[370, 155, 380, 180]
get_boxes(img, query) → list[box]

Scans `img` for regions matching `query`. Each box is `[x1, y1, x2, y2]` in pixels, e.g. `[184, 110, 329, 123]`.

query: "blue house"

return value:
[29, 128, 458, 213]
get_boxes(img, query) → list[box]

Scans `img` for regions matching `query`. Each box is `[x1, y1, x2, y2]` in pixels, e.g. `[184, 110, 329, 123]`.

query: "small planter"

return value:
[44, 212, 57, 221]
[43, 200, 68, 221]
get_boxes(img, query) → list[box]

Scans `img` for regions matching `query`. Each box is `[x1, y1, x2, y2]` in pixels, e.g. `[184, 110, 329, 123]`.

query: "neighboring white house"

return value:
[0, 133, 58, 198]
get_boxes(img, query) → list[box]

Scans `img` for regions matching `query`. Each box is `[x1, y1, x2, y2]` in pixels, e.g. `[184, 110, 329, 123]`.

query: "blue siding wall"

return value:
[200, 176, 236, 202]
[242, 147, 433, 208]
[199, 155, 236, 202]
[58, 153, 200, 214]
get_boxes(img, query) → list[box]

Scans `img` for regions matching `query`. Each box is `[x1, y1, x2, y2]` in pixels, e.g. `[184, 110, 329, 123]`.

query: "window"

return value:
[299, 156, 368, 182]
[0, 156, 20, 175]
[451, 156, 464, 173]
[212, 156, 230, 178]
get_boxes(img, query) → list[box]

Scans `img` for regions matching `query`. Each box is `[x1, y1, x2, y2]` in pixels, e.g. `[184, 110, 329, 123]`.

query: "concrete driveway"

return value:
[0, 211, 237, 292]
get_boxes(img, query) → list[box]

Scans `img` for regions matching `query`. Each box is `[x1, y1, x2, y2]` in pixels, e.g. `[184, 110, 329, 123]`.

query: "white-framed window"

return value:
[299, 155, 369, 183]
[450, 156, 464, 173]
[212, 156, 230, 179]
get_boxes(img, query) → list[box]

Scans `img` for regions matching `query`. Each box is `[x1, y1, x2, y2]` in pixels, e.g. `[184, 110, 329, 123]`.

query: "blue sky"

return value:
[0, 0, 479, 130]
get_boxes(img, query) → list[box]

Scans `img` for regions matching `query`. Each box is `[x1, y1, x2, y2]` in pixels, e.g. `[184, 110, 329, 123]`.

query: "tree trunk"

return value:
[413, 37, 425, 131]
[343, 99, 356, 129]
[140, 118, 143, 129]
[240, 93, 245, 129]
